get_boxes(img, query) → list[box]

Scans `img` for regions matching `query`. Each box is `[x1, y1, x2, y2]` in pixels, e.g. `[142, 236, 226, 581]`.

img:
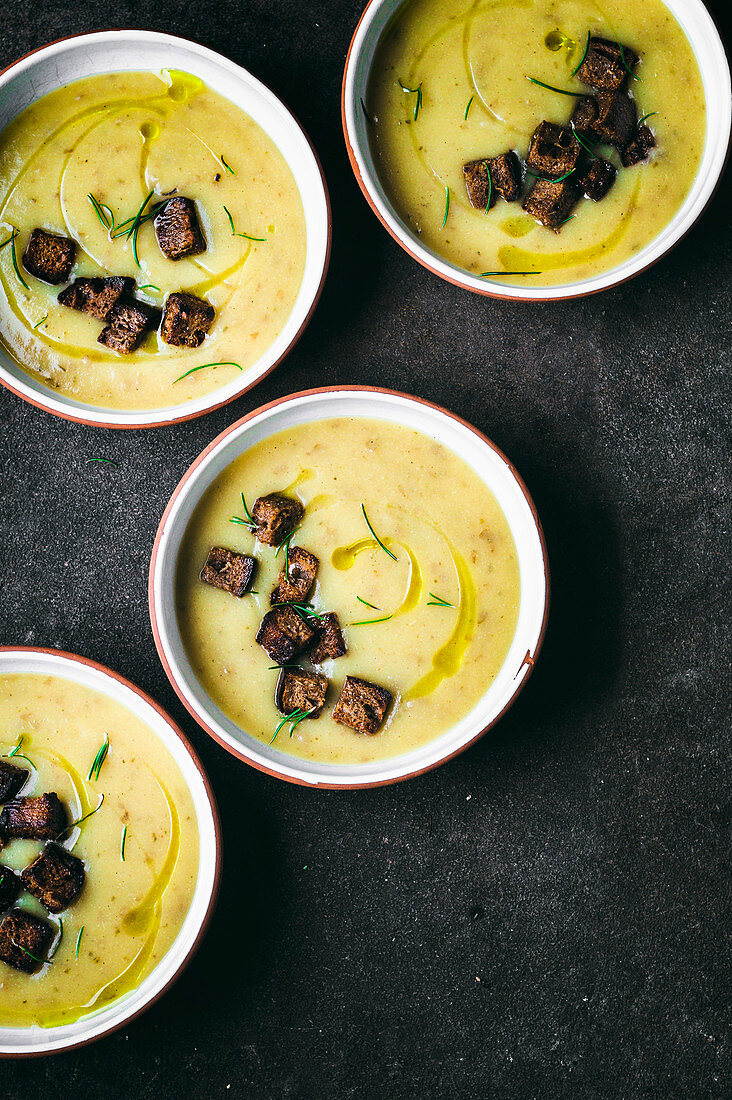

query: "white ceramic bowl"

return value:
[149, 387, 550, 788]
[0, 647, 220, 1057]
[342, 0, 731, 302]
[0, 30, 331, 428]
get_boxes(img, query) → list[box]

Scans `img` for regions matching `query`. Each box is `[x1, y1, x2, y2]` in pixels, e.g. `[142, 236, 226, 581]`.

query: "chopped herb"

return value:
[130, 189, 155, 266]
[484, 161, 493, 213]
[526, 76, 584, 97]
[88, 458, 118, 466]
[110, 201, 164, 239]
[480, 270, 543, 277]
[351, 614, 393, 626]
[426, 592, 454, 607]
[220, 154, 236, 175]
[619, 42, 640, 81]
[638, 112, 657, 126]
[49, 919, 63, 959]
[525, 168, 576, 183]
[361, 97, 374, 124]
[57, 795, 104, 841]
[572, 128, 600, 158]
[441, 186, 450, 229]
[88, 193, 115, 232]
[19, 945, 50, 966]
[571, 31, 591, 76]
[361, 503, 398, 561]
[272, 601, 327, 621]
[138, 283, 160, 292]
[87, 733, 109, 781]
[5, 735, 35, 769]
[75, 927, 84, 958]
[398, 79, 423, 121]
[223, 205, 266, 241]
[560, 214, 577, 225]
[33, 314, 48, 329]
[5, 229, 29, 290]
[230, 491, 257, 531]
[120, 824, 128, 861]
[275, 530, 295, 575]
[173, 361, 243, 383]
[270, 707, 316, 744]
[464, 95, 474, 120]
[356, 596, 381, 610]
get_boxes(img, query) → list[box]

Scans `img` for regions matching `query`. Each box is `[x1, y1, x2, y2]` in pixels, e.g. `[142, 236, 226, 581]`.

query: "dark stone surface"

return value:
[0, 2, 730, 1096]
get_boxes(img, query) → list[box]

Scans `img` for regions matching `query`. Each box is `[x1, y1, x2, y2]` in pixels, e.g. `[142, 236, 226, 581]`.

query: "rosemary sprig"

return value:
[638, 112, 657, 127]
[618, 42, 640, 81]
[484, 161, 493, 213]
[49, 919, 63, 960]
[5, 229, 30, 290]
[19, 945, 50, 966]
[120, 824, 128, 861]
[352, 614, 393, 626]
[526, 76, 584, 97]
[230, 491, 257, 531]
[75, 927, 84, 958]
[361, 503, 398, 561]
[33, 314, 48, 329]
[525, 168, 576, 183]
[275, 530, 295, 575]
[223, 206, 266, 242]
[138, 283, 160, 292]
[56, 795, 104, 841]
[130, 190, 154, 266]
[356, 596, 381, 610]
[88, 193, 114, 232]
[88, 458, 118, 466]
[426, 592, 454, 607]
[5, 735, 35, 769]
[272, 601, 327, 621]
[441, 186, 450, 229]
[174, 361, 243, 383]
[220, 154, 236, 175]
[571, 31, 590, 76]
[464, 95, 474, 120]
[560, 214, 577, 225]
[87, 733, 109, 781]
[571, 127, 600, 159]
[270, 707, 316, 744]
[110, 202, 164, 239]
[398, 79, 423, 121]
[480, 270, 543, 277]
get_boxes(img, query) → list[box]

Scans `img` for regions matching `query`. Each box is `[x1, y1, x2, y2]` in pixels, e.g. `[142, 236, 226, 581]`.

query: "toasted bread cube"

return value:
[310, 612, 347, 664]
[0, 793, 67, 841]
[274, 668, 328, 718]
[577, 37, 638, 91]
[526, 122, 581, 179]
[571, 96, 599, 135]
[0, 759, 29, 801]
[523, 177, 580, 230]
[332, 676, 392, 735]
[21, 842, 86, 914]
[98, 299, 160, 354]
[252, 494, 304, 546]
[576, 157, 616, 201]
[270, 546, 319, 605]
[256, 605, 314, 665]
[160, 291, 215, 348]
[488, 152, 522, 201]
[57, 276, 134, 320]
[0, 909, 53, 972]
[154, 197, 206, 261]
[463, 160, 495, 210]
[463, 151, 521, 209]
[592, 91, 636, 146]
[0, 865, 21, 911]
[621, 124, 656, 167]
[22, 228, 76, 284]
[200, 546, 256, 597]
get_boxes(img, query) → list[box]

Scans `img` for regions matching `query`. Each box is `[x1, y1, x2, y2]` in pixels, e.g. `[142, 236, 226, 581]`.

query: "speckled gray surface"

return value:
[0, 1, 730, 1096]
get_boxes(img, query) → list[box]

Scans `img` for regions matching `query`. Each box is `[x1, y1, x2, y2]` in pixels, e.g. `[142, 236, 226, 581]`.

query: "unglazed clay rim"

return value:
[0, 30, 331, 428]
[149, 386, 550, 788]
[0, 646, 221, 1057]
[341, 0, 732, 302]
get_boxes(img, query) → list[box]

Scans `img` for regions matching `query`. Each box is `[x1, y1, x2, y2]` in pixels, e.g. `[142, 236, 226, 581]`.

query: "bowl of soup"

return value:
[0, 647, 220, 1056]
[0, 31, 330, 427]
[149, 387, 549, 788]
[342, 0, 730, 300]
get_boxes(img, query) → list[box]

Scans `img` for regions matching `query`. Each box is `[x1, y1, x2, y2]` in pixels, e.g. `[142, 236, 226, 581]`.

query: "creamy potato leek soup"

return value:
[0, 70, 306, 410]
[367, 0, 706, 286]
[176, 419, 521, 765]
[0, 674, 198, 1027]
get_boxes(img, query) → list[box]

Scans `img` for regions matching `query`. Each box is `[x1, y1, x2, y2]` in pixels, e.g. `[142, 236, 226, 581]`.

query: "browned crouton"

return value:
[526, 122, 581, 179]
[0, 759, 28, 801]
[57, 276, 135, 320]
[332, 676, 392, 735]
[0, 794, 67, 841]
[0, 865, 21, 911]
[270, 547, 319, 605]
[275, 668, 328, 718]
[200, 546, 256, 597]
[463, 152, 521, 209]
[154, 197, 206, 261]
[160, 291, 215, 348]
[523, 177, 580, 230]
[571, 96, 599, 135]
[576, 157, 616, 201]
[592, 91, 636, 146]
[256, 605, 315, 665]
[621, 125, 656, 167]
[577, 37, 639, 91]
[22, 229, 76, 284]
[252, 494, 304, 546]
[21, 842, 86, 914]
[98, 299, 160, 354]
[310, 612, 347, 664]
[0, 909, 53, 972]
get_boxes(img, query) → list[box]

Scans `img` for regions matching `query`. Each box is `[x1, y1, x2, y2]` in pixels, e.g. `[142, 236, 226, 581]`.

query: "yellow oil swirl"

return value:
[121, 778, 180, 938]
[331, 536, 387, 571]
[42, 749, 95, 819]
[280, 467, 315, 495]
[331, 537, 423, 618]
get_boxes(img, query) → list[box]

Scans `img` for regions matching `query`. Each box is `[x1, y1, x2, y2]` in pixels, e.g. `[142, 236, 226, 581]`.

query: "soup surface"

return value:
[176, 418, 521, 765]
[0, 71, 306, 409]
[0, 673, 198, 1027]
[367, 0, 706, 285]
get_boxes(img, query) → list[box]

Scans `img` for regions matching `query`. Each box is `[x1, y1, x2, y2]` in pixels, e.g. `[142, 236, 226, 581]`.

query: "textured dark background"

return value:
[1, 2, 730, 1097]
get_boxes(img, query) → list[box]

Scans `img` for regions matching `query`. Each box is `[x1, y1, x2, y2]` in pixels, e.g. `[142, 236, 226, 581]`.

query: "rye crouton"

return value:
[0, 759, 29, 801]
[592, 91, 636, 146]
[332, 676, 392, 735]
[577, 37, 639, 91]
[256, 605, 315, 665]
[0, 865, 21, 911]
[160, 291, 215, 348]
[576, 157, 616, 201]
[22, 229, 76, 284]
[154, 197, 206, 261]
[571, 96, 599, 136]
[523, 177, 580, 230]
[200, 546, 256, 597]
[274, 668, 328, 718]
[252, 494, 304, 546]
[463, 152, 521, 209]
[310, 612, 347, 664]
[0, 909, 53, 972]
[526, 122, 581, 179]
[21, 842, 86, 913]
[98, 299, 160, 354]
[0, 793, 67, 841]
[621, 124, 657, 167]
[270, 546, 319, 605]
[57, 276, 134, 320]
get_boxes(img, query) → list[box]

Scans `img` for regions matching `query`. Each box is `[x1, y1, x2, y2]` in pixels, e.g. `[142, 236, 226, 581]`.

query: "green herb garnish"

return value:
[464, 95, 474, 120]
[230, 491, 257, 531]
[19, 945, 50, 966]
[5, 735, 35, 769]
[352, 614, 393, 626]
[87, 733, 109, 781]
[4, 229, 30, 290]
[426, 592, 454, 607]
[571, 128, 600, 159]
[638, 112, 657, 127]
[480, 270, 543, 277]
[526, 76, 584, 97]
[525, 168, 576, 183]
[560, 215, 577, 225]
[138, 283, 160, 292]
[75, 927, 84, 958]
[173, 361, 243, 383]
[398, 79, 423, 121]
[361, 504, 398, 561]
[220, 154, 236, 175]
[275, 529, 296, 575]
[120, 824, 128, 861]
[272, 601, 327, 621]
[270, 707, 316, 744]
[484, 161, 493, 213]
[223, 206, 266, 242]
[33, 314, 48, 329]
[57, 795, 104, 842]
[571, 31, 591, 76]
[441, 185, 450, 229]
[88, 458, 118, 466]
[130, 190, 154, 266]
[618, 42, 640, 81]
[49, 919, 63, 959]
[88, 193, 115, 232]
[356, 596, 381, 610]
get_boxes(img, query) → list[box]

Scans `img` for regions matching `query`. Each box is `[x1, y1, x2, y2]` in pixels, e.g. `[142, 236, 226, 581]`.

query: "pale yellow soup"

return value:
[176, 418, 521, 765]
[367, 0, 706, 285]
[0, 674, 198, 1028]
[0, 71, 306, 410]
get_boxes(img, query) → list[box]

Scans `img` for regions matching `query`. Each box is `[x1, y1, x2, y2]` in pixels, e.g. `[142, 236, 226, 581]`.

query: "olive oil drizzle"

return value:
[121, 777, 180, 938]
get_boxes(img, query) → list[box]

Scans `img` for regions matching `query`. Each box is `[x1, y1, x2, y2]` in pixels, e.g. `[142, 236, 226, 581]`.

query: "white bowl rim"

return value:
[341, 0, 732, 302]
[0, 29, 332, 429]
[0, 645, 222, 1057]
[149, 385, 551, 789]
